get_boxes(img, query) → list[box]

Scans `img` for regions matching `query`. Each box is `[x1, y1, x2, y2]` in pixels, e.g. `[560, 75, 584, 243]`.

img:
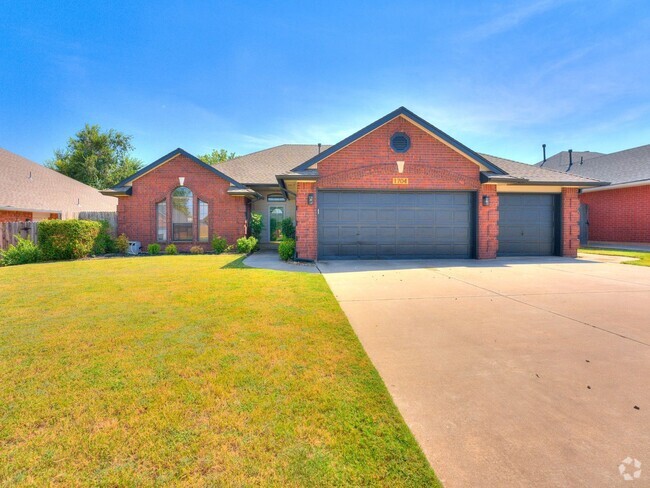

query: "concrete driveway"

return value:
[318, 257, 650, 487]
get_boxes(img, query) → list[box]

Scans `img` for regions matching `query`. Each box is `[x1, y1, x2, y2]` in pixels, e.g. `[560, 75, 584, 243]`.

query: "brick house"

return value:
[537, 145, 650, 244]
[103, 107, 602, 258]
[0, 148, 117, 222]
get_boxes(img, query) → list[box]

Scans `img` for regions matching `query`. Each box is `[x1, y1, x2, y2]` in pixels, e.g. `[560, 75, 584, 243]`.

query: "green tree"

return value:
[47, 124, 142, 189]
[198, 148, 236, 165]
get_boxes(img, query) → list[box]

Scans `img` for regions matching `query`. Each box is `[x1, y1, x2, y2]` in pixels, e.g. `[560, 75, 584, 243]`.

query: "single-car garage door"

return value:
[318, 191, 473, 259]
[498, 193, 558, 256]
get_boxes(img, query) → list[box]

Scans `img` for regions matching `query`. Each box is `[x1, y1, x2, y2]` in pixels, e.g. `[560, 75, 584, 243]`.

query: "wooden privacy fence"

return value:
[0, 221, 39, 250]
[0, 213, 117, 250]
[78, 211, 118, 237]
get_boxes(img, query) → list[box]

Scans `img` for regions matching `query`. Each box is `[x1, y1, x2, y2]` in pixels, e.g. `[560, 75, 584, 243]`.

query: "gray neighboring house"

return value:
[0, 147, 117, 222]
[537, 145, 650, 243]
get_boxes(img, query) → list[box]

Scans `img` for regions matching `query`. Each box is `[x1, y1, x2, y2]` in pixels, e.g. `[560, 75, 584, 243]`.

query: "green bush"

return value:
[92, 220, 115, 254]
[115, 233, 129, 254]
[147, 243, 161, 255]
[236, 236, 258, 254]
[249, 212, 263, 241]
[38, 219, 101, 260]
[280, 218, 295, 239]
[165, 244, 178, 255]
[0, 236, 42, 266]
[278, 238, 296, 261]
[212, 236, 228, 254]
[190, 246, 204, 255]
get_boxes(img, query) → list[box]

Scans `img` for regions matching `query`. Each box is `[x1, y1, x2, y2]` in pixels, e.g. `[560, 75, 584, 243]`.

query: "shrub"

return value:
[115, 233, 129, 254]
[147, 243, 161, 255]
[212, 235, 228, 254]
[249, 212, 263, 241]
[278, 238, 296, 261]
[92, 220, 115, 255]
[38, 220, 101, 260]
[190, 246, 204, 254]
[280, 218, 295, 239]
[236, 236, 258, 254]
[165, 244, 178, 255]
[0, 236, 42, 266]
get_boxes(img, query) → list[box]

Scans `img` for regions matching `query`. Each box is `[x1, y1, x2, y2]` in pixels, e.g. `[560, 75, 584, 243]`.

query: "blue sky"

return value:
[1, 0, 649, 166]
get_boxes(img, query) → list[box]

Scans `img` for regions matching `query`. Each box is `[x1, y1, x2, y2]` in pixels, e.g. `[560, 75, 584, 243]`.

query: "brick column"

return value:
[296, 182, 317, 260]
[562, 187, 580, 257]
[477, 184, 499, 259]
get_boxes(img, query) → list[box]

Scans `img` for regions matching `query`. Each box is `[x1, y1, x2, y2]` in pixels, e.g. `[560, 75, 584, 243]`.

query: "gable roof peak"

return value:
[111, 147, 247, 189]
[291, 106, 507, 175]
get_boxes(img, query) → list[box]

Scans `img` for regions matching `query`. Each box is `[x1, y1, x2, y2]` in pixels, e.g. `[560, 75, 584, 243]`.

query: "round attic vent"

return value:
[390, 132, 410, 153]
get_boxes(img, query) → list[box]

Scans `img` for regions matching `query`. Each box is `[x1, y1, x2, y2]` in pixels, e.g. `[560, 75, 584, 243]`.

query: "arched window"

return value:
[172, 187, 193, 241]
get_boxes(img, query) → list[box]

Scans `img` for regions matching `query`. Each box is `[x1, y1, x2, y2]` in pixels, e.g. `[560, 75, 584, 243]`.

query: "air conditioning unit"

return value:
[127, 241, 141, 255]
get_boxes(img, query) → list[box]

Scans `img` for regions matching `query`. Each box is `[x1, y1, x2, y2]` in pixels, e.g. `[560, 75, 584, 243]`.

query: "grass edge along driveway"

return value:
[0, 255, 440, 487]
[579, 247, 650, 267]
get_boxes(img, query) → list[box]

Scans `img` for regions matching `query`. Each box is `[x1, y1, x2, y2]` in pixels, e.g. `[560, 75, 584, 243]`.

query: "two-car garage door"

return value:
[318, 191, 473, 259]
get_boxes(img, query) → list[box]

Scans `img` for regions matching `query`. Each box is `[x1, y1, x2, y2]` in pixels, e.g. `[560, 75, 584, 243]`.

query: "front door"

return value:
[269, 206, 285, 242]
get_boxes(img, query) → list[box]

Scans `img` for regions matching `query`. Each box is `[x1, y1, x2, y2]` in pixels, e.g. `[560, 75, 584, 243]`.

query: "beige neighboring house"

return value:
[0, 147, 117, 222]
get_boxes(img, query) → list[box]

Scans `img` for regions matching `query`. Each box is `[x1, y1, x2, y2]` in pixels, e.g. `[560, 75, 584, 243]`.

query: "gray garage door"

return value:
[498, 194, 557, 256]
[318, 191, 473, 259]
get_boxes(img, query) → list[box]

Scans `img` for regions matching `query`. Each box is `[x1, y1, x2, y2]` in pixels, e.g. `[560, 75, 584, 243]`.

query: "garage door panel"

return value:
[318, 191, 473, 259]
[498, 194, 556, 256]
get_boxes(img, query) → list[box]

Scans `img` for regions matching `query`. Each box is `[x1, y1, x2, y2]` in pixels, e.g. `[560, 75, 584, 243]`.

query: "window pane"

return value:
[156, 201, 167, 241]
[199, 200, 208, 242]
[269, 206, 284, 242]
[172, 187, 193, 241]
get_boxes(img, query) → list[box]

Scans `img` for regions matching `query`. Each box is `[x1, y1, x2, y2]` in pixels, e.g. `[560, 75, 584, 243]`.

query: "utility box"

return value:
[127, 241, 141, 255]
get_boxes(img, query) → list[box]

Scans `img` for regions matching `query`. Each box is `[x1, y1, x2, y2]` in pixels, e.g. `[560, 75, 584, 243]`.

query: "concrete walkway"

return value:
[588, 241, 650, 252]
[243, 251, 319, 273]
[319, 257, 650, 487]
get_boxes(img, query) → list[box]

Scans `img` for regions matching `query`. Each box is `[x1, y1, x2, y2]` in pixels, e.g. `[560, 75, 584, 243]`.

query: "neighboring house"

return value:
[0, 148, 117, 222]
[102, 107, 602, 259]
[537, 145, 650, 243]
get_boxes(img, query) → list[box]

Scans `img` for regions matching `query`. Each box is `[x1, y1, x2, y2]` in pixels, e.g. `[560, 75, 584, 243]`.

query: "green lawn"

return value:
[579, 247, 650, 267]
[0, 255, 439, 487]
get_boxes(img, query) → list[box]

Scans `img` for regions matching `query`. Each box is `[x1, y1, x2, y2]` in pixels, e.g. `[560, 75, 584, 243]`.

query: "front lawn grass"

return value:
[579, 247, 650, 267]
[0, 255, 439, 486]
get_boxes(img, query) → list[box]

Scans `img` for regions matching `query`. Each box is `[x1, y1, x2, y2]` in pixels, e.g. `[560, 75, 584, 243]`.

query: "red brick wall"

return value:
[0, 210, 32, 222]
[562, 188, 580, 257]
[317, 118, 481, 191]
[580, 185, 650, 243]
[295, 182, 318, 260]
[117, 154, 247, 252]
[478, 185, 499, 259]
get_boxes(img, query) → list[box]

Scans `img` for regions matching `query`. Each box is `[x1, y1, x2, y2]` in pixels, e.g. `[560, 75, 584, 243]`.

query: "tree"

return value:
[197, 148, 236, 165]
[47, 124, 142, 189]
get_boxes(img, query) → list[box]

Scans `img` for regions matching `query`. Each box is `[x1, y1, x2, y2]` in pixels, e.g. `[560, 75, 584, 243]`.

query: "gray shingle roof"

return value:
[537, 151, 604, 172]
[480, 153, 603, 185]
[215, 144, 602, 188]
[536, 145, 650, 185]
[0, 147, 117, 218]
[217, 144, 331, 185]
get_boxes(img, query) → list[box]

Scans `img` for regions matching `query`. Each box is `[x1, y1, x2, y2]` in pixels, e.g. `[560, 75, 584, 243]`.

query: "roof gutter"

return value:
[581, 179, 650, 193]
[0, 205, 62, 214]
